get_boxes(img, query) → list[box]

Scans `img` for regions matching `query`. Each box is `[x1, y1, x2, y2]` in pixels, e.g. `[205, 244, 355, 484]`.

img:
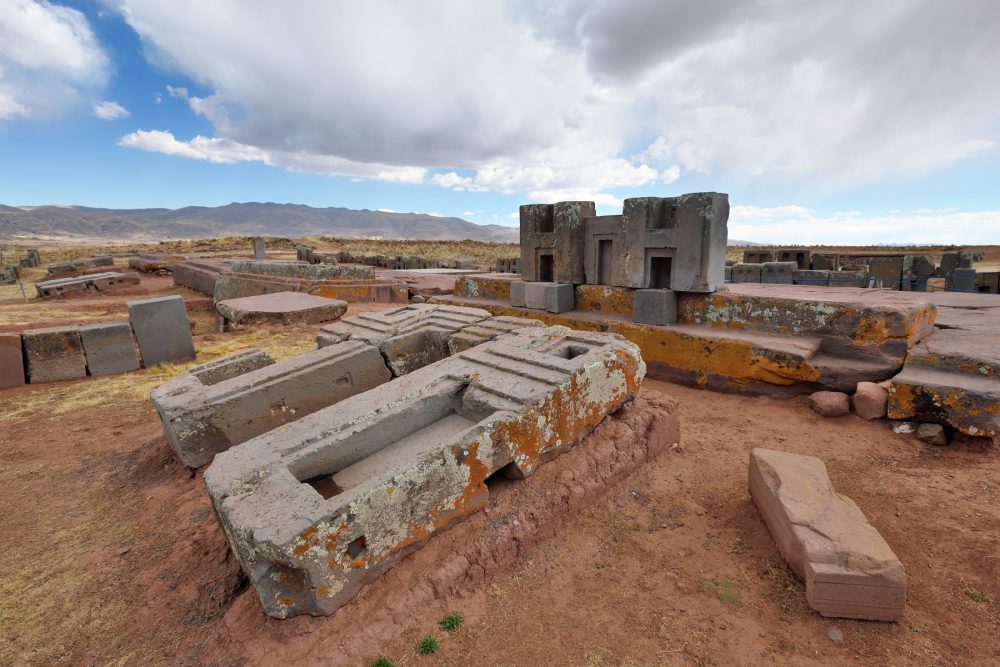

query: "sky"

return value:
[1, 0, 999, 244]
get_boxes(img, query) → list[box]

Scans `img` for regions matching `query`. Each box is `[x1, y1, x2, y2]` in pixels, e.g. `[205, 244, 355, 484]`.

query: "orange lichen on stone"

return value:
[573, 285, 634, 317]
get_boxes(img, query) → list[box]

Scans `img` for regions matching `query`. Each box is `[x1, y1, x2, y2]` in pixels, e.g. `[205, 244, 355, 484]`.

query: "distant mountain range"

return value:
[0, 202, 520, 243]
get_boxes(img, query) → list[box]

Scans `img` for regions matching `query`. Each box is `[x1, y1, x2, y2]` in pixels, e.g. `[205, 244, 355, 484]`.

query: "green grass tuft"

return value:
[439, 611, 464, 632]
[416, 636, 440, 655]
[371, 657, 395, 667]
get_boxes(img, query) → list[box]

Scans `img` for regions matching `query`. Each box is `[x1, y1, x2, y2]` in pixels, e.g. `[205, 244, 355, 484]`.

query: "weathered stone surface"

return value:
[189, 349, 275, 386]
[79, 321, 140, 376]
[523, 282, 574, 313]
[173, 259, 230, 296]
[520, 201, 594, 284]
[744, 249, 774, 264]
[749, 448, 906, 621]
[204, 326, 645, 618]
[129, 253, 186, 272]
[731, 262, 762, 283]
[35, 272, 140, 298]
[852, 382, 888, 420]
[901, 255, 934, 292]
[214, 261, 407, 304]
[761, 261, 796, 284]
[809, 391, 850, 417]
[252, 237, 266, 259]
[794, 270, 831, 287]
[947, 268, 977, 293]
[127, 295, 196, 367]
[217, 292, 348, 327]
[778, 249, 811, 270]
[632, 289, 677, 326]
[811, 254, 835, 271]
[446, 315, 544, 354]
[0, 333, 25, 389]
[509, 280, 526, 307]
[868, 257, 903, 290]
[21, 326, 87, 382]
[915, 423, 947, 445]
[152, 342, 391, 467]
[829, 270, 869, 288]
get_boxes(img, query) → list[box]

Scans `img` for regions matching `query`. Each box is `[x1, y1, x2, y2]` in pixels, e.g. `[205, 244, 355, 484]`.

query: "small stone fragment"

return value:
[827, 627, 844, 643]
[916, 423, 948, 446]
[893, 422, 917, 434]
[809, 391, 850, 417]
[852, 382, 888, 420]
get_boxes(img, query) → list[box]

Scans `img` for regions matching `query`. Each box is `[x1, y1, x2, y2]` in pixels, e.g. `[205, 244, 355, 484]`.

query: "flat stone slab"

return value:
[0, 333, 25, 389]
[216, 291, 348, 327]
[79, 321, 140, 376]
[127, 295, 196, 367]
[749, 448, 906, 621]
[152, 342, 391, 467]
[204, 326, 645, 618]
[21, 326, 87, 383]
[35, 272, 140, 298]
[173, 259, 230, 296]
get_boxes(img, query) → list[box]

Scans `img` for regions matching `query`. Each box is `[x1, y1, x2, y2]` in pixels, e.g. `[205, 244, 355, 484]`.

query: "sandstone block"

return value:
[0, 333, 25, 389]
[21, 326, 87, 383]
[809, 391, 850, 417]
[852, 382, 888, 420]
[204, 326, 645, 618]
[152, 341, 391, 467]
[79, 321, 140, 376]
[749, 448, 906, 621]
[127, 295, 196, 367]
[216, 291, 348, 327]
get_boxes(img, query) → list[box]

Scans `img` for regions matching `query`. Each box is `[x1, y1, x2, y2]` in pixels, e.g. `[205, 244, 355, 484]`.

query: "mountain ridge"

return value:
[0, 202, 520, 243]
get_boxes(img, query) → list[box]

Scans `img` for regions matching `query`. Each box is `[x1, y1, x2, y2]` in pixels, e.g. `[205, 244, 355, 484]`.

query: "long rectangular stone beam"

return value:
[204, 326, 645, 618]
[749, 448, 906, 621]
[213, 272, 409, 304]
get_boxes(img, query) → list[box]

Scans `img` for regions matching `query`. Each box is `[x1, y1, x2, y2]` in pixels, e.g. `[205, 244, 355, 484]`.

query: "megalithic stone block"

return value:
[748, 448, 906, 621]
[127, 295, 196, 367]
[252, 237, 266, 259]
[152, 341, 392, 467]
[446, 315, 544, 354]
[632, 289, 677, 325]
[523, 282, 574, 313]
[0, 333, 26, 389]
[21, 326, 87, 383]
[509, 280, 527, 307]
[731, 263, 762, 283]
[79, 321, 140, 376]
[204, 326, 646, 618]
[761, 261, 796, 285]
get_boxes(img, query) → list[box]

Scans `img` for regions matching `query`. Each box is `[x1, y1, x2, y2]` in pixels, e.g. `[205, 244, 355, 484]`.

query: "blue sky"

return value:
[1, 0, 999, 243]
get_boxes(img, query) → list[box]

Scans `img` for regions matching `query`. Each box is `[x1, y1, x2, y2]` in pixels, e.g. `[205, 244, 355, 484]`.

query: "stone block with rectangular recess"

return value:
[519, 201, 595, 284]
[79, 321, 140, 376]
[21, 326, 87, 383]
[749, 448, 906, 621]
[151, 341, 391, 467]
[128, 295, 196, 367]
[204, 326, 645, 618]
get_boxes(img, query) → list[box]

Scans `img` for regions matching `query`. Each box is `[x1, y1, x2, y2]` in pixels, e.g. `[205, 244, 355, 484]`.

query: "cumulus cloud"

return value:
[92, 100, 129, 120]
[0, 0, 107, 119]
[110, 0, 1000, 202]
[730, 205, 1000, 245]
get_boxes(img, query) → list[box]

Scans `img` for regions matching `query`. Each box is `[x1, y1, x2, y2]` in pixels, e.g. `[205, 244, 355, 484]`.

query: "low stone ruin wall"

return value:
[295, 246, 478, 271]
[213, 260, 408, 304]
[0, 295, 195, 388]
[172, 259, 232, 296]
[46, 254, 114, 277]
[128, 253, 187, 273]
[35, 271, 140, 298]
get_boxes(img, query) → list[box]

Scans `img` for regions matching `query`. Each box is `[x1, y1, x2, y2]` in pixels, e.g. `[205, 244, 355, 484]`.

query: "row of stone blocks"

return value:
[47, 254, 114, 277]
[0, 295, 195, 389]
[35, 271, 140, 298]
[152, 304, 544, 467]
[201, 324, 645, 617]
[212, 260, 409, 304]
[509, 280, 678, 326]
[729, 262, 869, 287]
[296, 246, 476, 271]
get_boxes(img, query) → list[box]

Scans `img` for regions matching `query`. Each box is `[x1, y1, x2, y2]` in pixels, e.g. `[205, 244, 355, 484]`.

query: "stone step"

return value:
[889, 365, 1000, 437]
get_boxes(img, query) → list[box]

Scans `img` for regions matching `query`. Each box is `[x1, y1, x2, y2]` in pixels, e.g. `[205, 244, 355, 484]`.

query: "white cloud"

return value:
[109, 0, 1000, 200]
[462, 210, 475, 217]
[0, 0, 107, 119]
[92, 100, 129, 120]
[730, 205, 1000, 245]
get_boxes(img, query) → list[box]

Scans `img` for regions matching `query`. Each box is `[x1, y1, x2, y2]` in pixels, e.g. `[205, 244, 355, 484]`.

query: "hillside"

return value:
[0, 202, 520, 243]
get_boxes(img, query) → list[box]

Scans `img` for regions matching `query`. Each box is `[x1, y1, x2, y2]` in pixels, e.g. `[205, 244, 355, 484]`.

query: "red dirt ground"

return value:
[1, 281, 998, 666]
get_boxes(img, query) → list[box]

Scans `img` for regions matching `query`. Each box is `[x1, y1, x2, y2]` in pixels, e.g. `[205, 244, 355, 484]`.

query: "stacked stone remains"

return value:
[35, 272, 140, 298]
[749, 448, 906, 621]
[216, 292, 348, 328]
[0, 264, 18, 285]
[128, 253, 186, 273]
[127, 295, 196, 367]
[172, 259, 231, 296]
[204, 325, 645, 618]
[214, 260, 408, 304]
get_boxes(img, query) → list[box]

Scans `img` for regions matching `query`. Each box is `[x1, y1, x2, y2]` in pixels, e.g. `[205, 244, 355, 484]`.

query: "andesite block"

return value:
[127, 295, 196, 367]
[79, 321, 140, 376]
[632, 289, 677, 325]
[21, 326, 87, 383]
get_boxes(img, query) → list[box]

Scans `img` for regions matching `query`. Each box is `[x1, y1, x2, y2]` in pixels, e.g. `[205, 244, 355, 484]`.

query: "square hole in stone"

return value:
[346, 535, 367, 560]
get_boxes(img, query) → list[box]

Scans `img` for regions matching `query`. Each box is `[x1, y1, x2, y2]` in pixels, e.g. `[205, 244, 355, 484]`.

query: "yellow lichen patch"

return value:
[573, 285, 633, 317]
[612, 321, 820, 387]
[852, 315, 893, 348]
[455, 276, 514, 301]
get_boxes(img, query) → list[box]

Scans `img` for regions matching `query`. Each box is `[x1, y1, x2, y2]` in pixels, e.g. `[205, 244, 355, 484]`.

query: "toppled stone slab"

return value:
[0, 333, 25, 389]
[127, 295, 196, 367]
[128, 253, 186, 272]
[79, 321, 140, 376]
[152, 342, 390, 467]
[204, 326, 645, 618]
[21, 326, 87, 382]
[35, 272, 140, 298]
[217, 292, 348, 328]
[173, 259, 231, 296]
[47, 255, 114, 276]
[749, 448, 906, 621]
